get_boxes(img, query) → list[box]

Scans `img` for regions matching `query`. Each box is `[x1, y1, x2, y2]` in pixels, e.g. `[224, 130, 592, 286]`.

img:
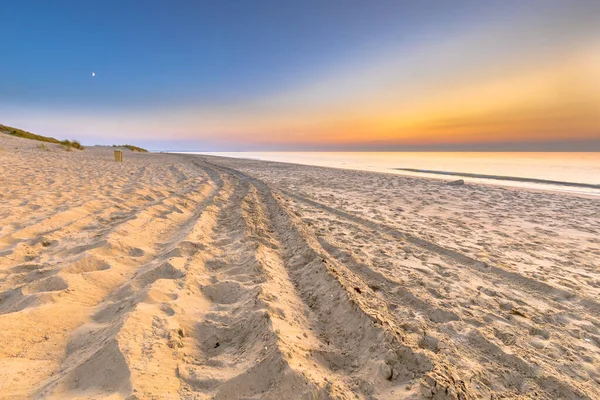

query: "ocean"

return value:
[180, 152, 600, 196]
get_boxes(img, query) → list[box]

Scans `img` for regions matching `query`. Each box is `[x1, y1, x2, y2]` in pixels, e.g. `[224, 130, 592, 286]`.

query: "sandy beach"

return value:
[1, 134, 599, 399]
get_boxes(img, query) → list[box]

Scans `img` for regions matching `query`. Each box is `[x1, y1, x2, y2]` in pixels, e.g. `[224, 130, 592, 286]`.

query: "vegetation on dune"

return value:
[1, 123, 61, 144]
[2, 123, 147, 153]
[61, 139, 84, 150]
[112, 144, 148, 152]
[0, 123, 84, 150]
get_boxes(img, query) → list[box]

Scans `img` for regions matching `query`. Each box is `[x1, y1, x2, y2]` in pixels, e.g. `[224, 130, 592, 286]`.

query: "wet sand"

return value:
[393, 167, 600, 190]
[1, 134, 599, 399]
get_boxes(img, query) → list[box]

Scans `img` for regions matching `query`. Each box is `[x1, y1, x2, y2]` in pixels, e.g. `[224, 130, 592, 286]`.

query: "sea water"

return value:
[182, 152, 600, 196]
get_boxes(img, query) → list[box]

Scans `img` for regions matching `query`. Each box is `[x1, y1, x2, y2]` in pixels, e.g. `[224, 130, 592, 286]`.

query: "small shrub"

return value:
[113, 144, 148, 152]
[71, 140, 84, 150]
[59, 139, 83, 150]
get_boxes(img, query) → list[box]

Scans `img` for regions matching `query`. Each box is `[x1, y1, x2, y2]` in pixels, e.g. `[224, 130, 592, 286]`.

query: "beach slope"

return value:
[1, 135, 599, 399]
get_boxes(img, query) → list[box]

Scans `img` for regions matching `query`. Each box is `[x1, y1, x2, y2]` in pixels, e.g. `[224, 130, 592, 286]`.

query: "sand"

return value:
[1, 134, 599, 399]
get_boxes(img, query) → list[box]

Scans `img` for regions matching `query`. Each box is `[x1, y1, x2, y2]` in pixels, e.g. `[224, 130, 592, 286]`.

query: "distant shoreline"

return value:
[394, 168, 600, 190]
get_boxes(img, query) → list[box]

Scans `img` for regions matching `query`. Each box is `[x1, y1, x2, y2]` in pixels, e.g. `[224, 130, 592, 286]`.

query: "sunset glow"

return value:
[2, 1, 599, 150]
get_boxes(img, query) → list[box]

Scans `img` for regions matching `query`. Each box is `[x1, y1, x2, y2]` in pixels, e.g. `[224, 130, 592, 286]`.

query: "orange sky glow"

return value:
[3, 1, 599, 150]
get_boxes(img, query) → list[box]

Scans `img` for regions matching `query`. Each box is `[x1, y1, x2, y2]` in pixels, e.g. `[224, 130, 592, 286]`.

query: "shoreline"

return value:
[394, 167, 600, 190]
[178, 151, 600, 197]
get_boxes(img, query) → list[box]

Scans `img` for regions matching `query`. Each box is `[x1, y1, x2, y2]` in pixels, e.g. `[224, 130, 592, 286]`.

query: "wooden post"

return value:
[114, 150, 123, 162]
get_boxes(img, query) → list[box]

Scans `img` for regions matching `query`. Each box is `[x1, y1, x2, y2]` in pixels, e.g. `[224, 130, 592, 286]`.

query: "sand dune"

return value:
[1, 135, 599, 399]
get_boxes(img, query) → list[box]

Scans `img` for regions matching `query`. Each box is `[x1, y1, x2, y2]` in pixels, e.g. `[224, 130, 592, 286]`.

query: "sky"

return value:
[1, 0, 599, 151]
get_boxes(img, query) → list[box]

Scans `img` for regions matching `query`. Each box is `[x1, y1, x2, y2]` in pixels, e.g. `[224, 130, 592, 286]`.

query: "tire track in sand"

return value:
[7, 166, 222, 398]
[273, 188, 598, 399]
[201, 158, 599, 399]
[197, 160, 471, 399]
[279, 190, 600, 320]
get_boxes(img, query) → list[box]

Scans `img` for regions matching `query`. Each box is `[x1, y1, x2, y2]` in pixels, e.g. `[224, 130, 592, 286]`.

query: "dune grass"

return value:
[112, 144, 148, 152]
[61, 140, 84, 150]
[2, 123, 147, 152]
[1, 123, 84, 150]
[1, 124, 61, 144]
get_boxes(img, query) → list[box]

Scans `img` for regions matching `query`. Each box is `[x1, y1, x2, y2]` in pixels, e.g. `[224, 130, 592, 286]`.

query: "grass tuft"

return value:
[60, 139, 84, 150]
[113, 144, 148, 152]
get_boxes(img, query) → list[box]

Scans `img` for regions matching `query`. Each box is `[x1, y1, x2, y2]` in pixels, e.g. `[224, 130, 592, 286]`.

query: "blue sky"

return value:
[1, 1, 599, 150]
[3, 1, 481, 107]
